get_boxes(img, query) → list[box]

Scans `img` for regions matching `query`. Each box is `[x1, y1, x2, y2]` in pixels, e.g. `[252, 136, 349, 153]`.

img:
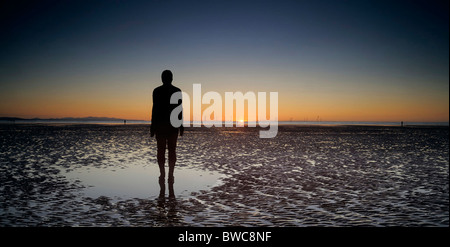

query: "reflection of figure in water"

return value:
[151, 70, 183, 197]
[157, 180, 178, 221]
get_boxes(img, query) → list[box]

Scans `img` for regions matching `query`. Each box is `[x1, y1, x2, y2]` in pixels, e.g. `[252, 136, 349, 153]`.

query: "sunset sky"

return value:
[1, 0, 448, 122]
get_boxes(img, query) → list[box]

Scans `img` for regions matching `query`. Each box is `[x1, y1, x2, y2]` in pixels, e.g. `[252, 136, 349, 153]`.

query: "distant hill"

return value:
[0, 117, 25, 121]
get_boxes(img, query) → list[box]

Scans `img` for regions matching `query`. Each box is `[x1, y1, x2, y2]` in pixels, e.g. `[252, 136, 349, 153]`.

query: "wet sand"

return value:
[0, 124, 448, 226]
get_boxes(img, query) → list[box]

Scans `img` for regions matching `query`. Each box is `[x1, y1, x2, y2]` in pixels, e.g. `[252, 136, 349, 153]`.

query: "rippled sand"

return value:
[0, 124, 448, 226]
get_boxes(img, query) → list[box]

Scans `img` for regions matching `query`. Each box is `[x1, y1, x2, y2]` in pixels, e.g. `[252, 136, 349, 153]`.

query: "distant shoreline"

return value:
[0, 120, 448, 128]
[1, 116, 448, 127]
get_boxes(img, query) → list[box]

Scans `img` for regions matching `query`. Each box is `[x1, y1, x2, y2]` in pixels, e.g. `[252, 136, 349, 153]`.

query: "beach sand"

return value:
[0, 124, 448, 226]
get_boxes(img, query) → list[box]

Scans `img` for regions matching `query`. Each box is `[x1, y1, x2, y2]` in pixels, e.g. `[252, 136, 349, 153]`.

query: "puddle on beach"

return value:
[64, 164, 225, 201]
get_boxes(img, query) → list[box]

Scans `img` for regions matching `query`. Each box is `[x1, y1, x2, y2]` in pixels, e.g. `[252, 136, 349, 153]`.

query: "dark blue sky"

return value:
[1, 0, 448, 121]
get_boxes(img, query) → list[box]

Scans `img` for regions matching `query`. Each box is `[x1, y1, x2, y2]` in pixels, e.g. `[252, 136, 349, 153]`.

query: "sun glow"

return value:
[236, 119, 245, 127]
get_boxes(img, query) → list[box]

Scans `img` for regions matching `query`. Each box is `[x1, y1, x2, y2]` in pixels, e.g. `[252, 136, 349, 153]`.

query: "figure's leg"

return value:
[167, 133, 178, 184]
[156, 135, 167, 184]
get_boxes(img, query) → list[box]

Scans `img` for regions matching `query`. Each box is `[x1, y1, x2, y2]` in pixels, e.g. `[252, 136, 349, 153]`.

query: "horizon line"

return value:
[1, 116, 448, 125]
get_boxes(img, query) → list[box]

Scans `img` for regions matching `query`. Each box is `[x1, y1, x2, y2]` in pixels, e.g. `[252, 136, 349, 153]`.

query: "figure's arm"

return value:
[179, 89, 184, 136]
[150, 90, 156, 137]
[176, 88, 184, 136]
[180, 123, 184, 136]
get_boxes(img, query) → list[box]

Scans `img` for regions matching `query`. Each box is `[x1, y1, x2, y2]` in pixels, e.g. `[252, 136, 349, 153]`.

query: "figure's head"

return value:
[161, 70, 173, 85]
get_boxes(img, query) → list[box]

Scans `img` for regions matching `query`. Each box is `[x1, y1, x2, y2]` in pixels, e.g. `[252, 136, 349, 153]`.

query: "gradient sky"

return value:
[1, 0, 448, 122]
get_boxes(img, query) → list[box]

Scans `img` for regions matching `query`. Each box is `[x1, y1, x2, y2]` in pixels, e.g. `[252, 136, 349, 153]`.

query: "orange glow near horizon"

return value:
[0, 72, 448, 122]
[1, 87, 448, 122]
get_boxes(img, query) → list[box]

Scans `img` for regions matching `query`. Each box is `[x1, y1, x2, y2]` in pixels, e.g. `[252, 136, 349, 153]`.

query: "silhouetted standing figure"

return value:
[151, 70, 183, 194]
